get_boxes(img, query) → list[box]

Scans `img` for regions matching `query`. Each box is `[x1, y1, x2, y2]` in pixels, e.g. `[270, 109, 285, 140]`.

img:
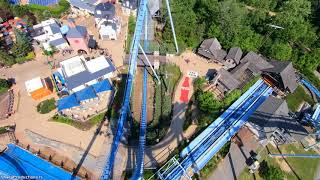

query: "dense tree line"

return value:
[161, 0, 320, 87]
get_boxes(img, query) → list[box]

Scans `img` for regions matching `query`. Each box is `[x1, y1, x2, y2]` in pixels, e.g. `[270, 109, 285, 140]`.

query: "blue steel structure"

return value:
[180, 80, 265, 158]
[0, 144, 80, 179]
[131, 68, 148, 179]
[101, 0, 149, 178]
[28, 0, 58, 6]
[301, 79, 320, 99]
[269, 154, 320, 158]
[155, 80, 273, 179]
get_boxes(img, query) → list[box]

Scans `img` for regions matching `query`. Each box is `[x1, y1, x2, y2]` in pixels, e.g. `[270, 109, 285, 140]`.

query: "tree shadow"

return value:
[274, 145, 302, 180]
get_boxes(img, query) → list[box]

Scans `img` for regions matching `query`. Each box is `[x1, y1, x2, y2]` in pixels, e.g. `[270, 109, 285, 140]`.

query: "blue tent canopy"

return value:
[0, 144, 80, 179]
[57, 94, 80, 111]
[60, 25, 69, 35]
[75, 86, 97, 102]
[92, 79, 113, 93]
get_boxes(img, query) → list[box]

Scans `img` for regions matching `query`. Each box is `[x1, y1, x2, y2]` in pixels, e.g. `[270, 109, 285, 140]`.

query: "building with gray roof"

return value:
[226, 47, 243, 64]
[69, 0, 96, 14]
[197, 38, 227, 64]
[249, 96, 308, 143]
[209, 69, 240, 96]
[240, 51, 273, 71]
[94, 2, 115, 20]
[262, 61, 298, 93]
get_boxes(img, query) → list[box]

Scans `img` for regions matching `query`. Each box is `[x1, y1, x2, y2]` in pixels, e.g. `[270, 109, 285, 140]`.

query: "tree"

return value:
[0, 49, 15, 66]
[162, 0, 204, 49]
[259, 160, 284, 180]
[0, 0, 13, 22]
[268, 41, 292, 60]
[0, 79, 10, 89]
[12, 29, 33, 58]
[197, 91, 222, 113]
[295, 48, 320, 71]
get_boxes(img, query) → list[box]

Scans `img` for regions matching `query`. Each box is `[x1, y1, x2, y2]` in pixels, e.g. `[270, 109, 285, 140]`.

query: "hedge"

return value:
[37, 98, 56, 114]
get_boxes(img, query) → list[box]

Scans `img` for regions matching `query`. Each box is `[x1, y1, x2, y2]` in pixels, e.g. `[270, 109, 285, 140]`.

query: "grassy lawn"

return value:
[51, 111, 106, 130]
[286, 85, 315, 112]
[239, 143, 320, 180]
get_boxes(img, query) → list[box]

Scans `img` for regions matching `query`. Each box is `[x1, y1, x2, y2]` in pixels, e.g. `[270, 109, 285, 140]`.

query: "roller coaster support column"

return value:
[165, 0, 179, 53]
[139, 44, 161, 84]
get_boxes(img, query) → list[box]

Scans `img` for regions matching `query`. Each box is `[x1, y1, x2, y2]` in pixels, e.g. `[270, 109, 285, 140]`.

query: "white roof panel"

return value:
[85, 56, 110, 73]
[25, 77, 44, 93]
[60, 56, 86, 77]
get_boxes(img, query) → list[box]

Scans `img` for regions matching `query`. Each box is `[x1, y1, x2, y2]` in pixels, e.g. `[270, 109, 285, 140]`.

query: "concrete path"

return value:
[210, 143, 248, 180]
[209, 128, 259, 180]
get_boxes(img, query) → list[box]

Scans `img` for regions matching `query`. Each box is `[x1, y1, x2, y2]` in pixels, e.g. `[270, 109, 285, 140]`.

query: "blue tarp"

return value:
[28, 0, 58, 6]
[57, 94, 80, 111]
[92, 80, 113, 93]
[0, 144, 80, 179]
[75, 86, 97, 102]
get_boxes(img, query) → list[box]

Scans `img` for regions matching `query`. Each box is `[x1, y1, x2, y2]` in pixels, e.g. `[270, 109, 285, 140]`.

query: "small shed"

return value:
[25, 77, 52, 100]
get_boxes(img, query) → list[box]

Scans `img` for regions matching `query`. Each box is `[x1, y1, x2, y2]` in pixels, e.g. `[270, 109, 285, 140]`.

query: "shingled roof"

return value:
[197, 38, 227, 63]
[241, 52, 273, 70]
[226, 47, 243, 64]
[213, 69, 240, 92]
[263, 61, 298, 93]
[249, 96, 308, 142]
[66, 19, 87, 39]
[94, 2, 115, 19]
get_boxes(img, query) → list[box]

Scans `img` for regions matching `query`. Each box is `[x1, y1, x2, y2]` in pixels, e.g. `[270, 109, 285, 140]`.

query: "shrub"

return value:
[193, 77, 206, 91]
[259, 160, 284, 180]
[37, 98, 56, 114]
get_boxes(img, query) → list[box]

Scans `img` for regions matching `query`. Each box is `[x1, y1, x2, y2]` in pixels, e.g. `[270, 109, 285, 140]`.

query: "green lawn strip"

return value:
[239, 143, 320, 180]
[88, 111, 107, 126]
[51, 111, 106, 130]
[286, 85, 314, 112]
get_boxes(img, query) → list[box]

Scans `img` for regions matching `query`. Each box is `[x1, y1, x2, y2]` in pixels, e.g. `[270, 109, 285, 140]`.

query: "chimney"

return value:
[68, 18, 76, 28]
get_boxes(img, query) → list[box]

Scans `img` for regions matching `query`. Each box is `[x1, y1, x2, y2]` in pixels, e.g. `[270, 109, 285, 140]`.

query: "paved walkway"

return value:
[209, 127, 260, 180]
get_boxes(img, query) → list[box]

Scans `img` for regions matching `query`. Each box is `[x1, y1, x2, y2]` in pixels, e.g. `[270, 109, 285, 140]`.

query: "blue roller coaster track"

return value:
[131, 68, 148, 180]
[155, 80, 273, 179]
[101, 0, 149, 178]
[301, 79, 320, 99]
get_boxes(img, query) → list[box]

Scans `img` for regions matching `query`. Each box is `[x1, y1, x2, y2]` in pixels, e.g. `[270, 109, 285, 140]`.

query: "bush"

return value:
[0, 79, 12, 94]
[37, 98, 56, 114]
[259, 160, 284, 180]
[193, 77, 206, 91]
[15, 52, 35, 64]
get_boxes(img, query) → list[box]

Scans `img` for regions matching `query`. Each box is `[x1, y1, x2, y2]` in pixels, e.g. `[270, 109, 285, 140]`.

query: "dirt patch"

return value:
[275, 157, 292, 173]
[132, 68, 154, 123]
